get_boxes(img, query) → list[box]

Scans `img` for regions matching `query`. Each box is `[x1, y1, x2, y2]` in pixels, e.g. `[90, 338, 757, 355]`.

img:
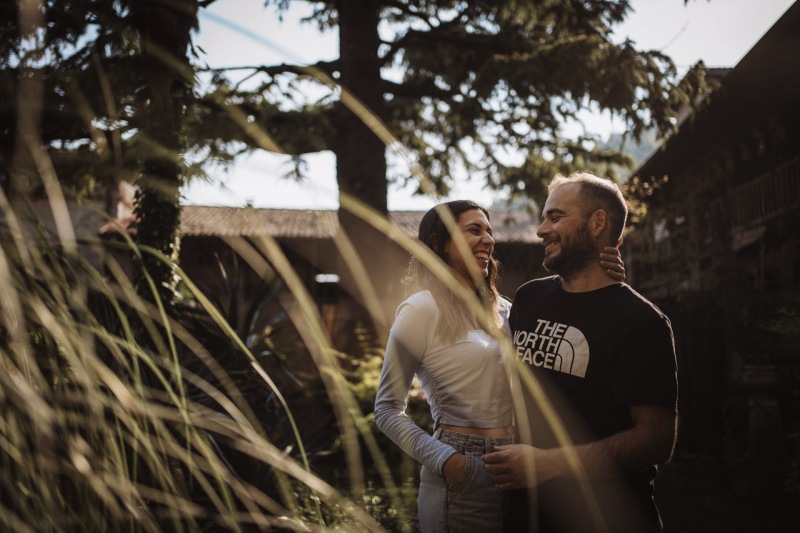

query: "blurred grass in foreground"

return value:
[0, 191, 431, 531]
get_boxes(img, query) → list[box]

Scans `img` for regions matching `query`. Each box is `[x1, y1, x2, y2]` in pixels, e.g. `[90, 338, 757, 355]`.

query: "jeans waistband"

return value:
[435, 427, 513, 454]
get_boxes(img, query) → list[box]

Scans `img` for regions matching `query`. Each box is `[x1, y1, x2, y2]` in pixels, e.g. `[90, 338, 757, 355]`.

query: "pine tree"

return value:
[204, 0, 702, 210]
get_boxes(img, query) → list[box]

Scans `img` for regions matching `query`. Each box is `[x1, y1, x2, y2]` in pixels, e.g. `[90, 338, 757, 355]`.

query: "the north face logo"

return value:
[512, 319, 589, 377]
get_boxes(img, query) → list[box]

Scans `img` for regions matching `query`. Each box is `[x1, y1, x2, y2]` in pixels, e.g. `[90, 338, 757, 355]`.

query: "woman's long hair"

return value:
[405, 200, 502, 342]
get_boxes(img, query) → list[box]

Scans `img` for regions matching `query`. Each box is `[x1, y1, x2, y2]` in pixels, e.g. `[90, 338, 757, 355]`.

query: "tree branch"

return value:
[200, 59, 339, 80]
[381, 78, 455, 101]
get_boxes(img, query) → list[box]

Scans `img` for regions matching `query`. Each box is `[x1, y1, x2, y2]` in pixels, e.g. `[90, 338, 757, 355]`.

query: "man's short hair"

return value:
[549, 172, 628, 244]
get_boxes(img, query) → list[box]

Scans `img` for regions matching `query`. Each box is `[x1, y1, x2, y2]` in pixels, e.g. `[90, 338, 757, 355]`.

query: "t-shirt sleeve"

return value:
[612, 315, 678, 411]
[373, 297, 457, 475]
[499, 296, 513, 338]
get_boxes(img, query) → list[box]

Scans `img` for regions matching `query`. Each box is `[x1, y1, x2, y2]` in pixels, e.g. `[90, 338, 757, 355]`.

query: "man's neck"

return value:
[559, 264, 621, 293]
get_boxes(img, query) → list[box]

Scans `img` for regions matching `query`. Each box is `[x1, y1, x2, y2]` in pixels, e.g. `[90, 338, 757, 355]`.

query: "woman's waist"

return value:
[429, 402, 513, 434]
[435, 426, 514, 454]
[439, 423, 513, 439]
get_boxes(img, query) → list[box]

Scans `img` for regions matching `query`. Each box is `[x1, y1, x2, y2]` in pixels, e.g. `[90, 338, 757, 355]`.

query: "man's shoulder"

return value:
[615, 284, 669, 319]
[515, 275, 560, 298]
[609, 285, 673, 334]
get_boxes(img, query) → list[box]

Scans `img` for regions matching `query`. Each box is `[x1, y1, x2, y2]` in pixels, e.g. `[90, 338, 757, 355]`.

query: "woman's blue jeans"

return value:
[418, 427, 513, 532]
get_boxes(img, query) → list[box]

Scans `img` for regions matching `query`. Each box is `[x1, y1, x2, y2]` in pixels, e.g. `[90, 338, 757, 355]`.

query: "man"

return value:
[482, 172, 678, 532]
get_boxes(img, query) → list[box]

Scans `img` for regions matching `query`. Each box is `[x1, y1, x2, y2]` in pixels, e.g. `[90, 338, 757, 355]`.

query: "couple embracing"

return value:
[374, 172, 678, 532]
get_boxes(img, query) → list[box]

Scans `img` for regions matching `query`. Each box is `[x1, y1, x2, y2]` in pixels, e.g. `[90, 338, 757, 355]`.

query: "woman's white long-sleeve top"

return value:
[373, 291, 513, 475]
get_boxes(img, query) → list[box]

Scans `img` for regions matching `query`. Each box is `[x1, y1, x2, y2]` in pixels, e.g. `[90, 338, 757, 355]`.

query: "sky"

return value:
[182, 0, 797, 211]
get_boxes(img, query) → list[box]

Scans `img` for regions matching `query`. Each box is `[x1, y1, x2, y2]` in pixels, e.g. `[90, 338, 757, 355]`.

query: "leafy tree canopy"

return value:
[198, 0, 707, 207]
[0, 0, 201, 199]
[1, 0, 708, 213]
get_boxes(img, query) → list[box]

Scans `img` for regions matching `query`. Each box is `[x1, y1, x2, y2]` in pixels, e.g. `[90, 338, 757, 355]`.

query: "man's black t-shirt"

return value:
[505, 276, 677, 533]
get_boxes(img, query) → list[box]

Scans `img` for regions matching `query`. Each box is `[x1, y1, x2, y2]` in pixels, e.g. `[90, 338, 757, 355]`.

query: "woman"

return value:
[373, 200, 623, 532]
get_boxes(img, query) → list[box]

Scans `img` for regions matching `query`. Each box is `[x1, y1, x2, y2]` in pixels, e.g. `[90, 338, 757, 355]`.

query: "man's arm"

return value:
[482, 405, 676, 490]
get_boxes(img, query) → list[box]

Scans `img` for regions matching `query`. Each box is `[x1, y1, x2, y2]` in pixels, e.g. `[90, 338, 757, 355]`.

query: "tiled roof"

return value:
[180, 206, 541, 243]
[180, 206, 338, 238]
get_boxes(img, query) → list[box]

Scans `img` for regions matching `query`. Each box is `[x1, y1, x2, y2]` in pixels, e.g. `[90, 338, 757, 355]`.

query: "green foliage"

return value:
[621, 173, 670, 227]
[345, 346, 385, 419]
[177, 251, 303, 404]
[760, 307, 800, 339]
[227, 0, 708, 208]
[1, 1, 155, 187]
[2, 1, 706, 227]
[287, 478, 419, 531]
